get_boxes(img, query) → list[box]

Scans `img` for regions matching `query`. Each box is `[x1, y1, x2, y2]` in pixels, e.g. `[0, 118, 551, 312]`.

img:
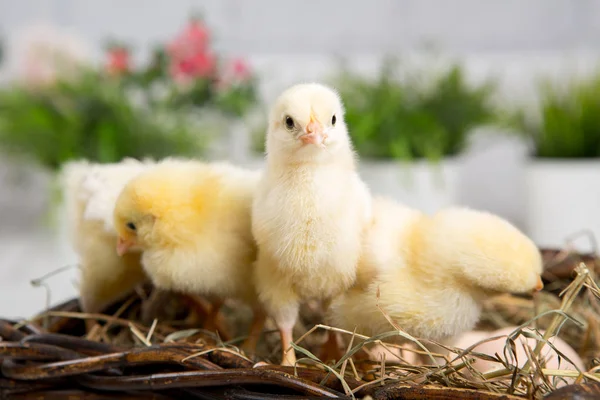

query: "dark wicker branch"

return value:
[76, 369, 341, 397]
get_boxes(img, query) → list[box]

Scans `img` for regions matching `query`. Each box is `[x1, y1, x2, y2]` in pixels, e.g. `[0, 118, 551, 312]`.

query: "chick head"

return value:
[425, 208, 544, 295]
[113, 180, 154, 256]
[113, 163, 214, 256]
[266, 83, 351, 163]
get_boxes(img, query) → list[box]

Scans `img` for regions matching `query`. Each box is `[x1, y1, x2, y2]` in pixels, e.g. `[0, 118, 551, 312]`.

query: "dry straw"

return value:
[0, 251, 598, 398]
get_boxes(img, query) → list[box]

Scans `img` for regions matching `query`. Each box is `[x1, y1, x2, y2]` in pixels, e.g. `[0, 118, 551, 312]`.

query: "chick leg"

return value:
[202, 298, 225, 334]
[141, 288, 171, 325]
[240, 307, 267, 355]
[279, 318, 298, 366]
[318, 298, 343, 362]
[184, 294, 232, 341]
[254, 253, 300, 366]
[270, 301, 300, 366]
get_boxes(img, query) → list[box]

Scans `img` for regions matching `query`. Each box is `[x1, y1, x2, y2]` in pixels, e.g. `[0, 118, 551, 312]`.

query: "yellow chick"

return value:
[329, 197, 544, 348]
[252, 83, 372, 365]
[60, 158, 152, 314]
[113, 158, 265, 351]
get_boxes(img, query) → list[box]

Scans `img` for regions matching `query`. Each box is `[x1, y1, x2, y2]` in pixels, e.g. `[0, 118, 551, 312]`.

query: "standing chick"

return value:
[113, 159, 265, 351]
[252, 83, 372, 365]
[60, 158, 152, 314]
[329, 197, 544, 348]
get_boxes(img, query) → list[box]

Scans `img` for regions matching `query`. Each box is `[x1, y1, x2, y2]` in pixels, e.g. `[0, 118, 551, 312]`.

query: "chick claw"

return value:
[282, 348, 297, 367]
[252, 361, 270, 368]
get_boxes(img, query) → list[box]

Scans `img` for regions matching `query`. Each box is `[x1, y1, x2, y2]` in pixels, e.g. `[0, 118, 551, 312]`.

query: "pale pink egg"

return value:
[448, 326, 584, 387]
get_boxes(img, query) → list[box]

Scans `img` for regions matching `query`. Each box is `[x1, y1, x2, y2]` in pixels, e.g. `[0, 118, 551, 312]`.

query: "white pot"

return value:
[359, 158, 461, 215]
[525, 159, 600, 250]
[240, 154, 266, 171]
[227, 118, 251, 163]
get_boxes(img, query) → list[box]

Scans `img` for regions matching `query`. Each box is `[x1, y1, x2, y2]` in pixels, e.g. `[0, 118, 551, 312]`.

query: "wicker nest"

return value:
[1, 248, 599, 399]
[478, 248, 600, 366]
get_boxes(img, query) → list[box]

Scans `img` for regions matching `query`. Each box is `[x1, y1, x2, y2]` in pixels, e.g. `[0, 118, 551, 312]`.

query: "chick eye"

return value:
[284, 116, 295, 130]
[331, 115, 337, 126]
[126, 222, 136, 231]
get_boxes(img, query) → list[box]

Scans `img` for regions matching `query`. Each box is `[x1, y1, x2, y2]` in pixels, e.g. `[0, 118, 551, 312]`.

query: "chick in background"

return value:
[252, 83, 372, 365]
[113, 158, 265, 352]
[328, 197, 544, 358]
[60, 158, 152, 316]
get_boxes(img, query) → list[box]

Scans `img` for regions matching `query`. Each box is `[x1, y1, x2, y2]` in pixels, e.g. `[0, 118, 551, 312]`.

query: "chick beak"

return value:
[116, 237, 134, 256]
[300, 115, 327, 146]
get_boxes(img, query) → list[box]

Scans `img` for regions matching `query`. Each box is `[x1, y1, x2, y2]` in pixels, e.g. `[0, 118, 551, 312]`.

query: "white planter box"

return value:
[525, 160, 600, 250]
[359, 158, 461, 215]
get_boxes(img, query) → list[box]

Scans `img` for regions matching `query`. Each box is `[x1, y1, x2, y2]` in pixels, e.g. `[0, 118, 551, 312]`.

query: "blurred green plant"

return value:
[0, 16, 259, 171]
[251, 120, 267, 154]
[214, 77, 259, 118]
[510, 75, 600, 158]
[0, 71, 207, 170]
[336, 58, 498, 161]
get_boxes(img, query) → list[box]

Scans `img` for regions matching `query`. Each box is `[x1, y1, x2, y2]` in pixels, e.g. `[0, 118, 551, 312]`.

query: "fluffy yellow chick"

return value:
[60, 158, 152, 314]
[329, 197, 544, 347]
[113, 158, 265, 350]
[252, 83, 372, 365]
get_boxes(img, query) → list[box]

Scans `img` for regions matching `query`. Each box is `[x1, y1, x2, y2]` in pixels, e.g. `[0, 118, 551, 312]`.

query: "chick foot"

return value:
[318, 330, 344, 363]
[279, 326, 297, 366]
[185, 295, 232, 341]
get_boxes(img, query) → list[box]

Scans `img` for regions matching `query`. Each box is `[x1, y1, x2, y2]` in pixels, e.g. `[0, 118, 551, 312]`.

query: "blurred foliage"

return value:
[336, 58, 498, 161]
[510, 74, 600, 158]
[0, 71, 206, 170]
[251, 120, 267, 154]
[214, 78, 259, 118]
[0, 16, 259, 171]
[105, 16, 259, 118]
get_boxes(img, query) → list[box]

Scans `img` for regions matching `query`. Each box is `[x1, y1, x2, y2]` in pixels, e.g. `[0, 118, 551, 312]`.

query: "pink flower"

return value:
[214, 58, 252, 92]
[184, 19, 209, 49]
[167, 19, 215, 84]
[170, 51, 216, 84]
[231, 58, 251, 80]
[167, 19, 209, 59]
[106, 47, 130, 75]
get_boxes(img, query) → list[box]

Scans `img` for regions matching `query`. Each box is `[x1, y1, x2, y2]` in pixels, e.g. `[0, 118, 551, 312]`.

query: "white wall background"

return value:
[0, 0, 599, 318]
